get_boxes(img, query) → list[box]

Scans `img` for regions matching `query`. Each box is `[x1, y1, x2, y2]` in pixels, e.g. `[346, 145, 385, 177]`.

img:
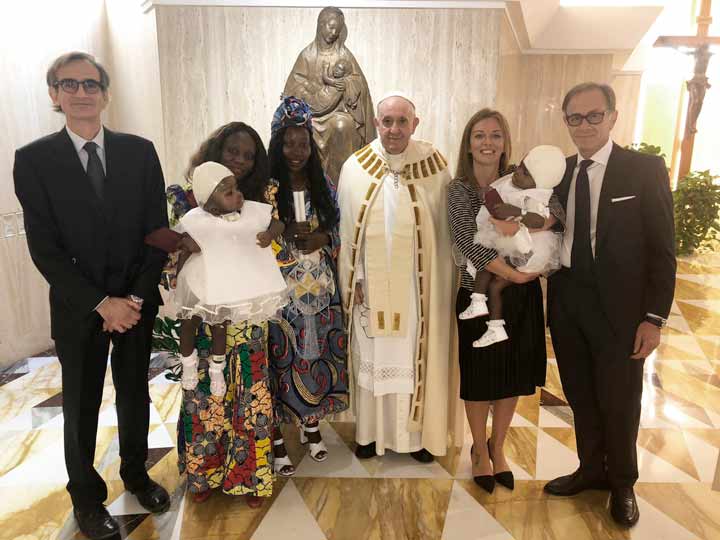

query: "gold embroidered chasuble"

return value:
[338, 137, 456, 457]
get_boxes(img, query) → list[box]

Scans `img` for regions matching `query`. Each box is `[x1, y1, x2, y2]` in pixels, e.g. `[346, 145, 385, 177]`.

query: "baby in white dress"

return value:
[173, 162, 288, 396]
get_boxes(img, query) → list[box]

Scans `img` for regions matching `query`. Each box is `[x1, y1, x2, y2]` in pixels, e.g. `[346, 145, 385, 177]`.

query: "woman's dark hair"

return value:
[187, 122, 269, 203]
[268, 126, 338, 231]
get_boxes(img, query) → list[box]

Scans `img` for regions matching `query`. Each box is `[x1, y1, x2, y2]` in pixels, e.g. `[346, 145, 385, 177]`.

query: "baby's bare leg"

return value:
[179, 316, 202, 357]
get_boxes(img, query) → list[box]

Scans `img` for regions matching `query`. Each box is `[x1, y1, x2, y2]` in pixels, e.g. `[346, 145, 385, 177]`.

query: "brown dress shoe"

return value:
[610, 487, 640, 527]
[544, 469, 610, 496]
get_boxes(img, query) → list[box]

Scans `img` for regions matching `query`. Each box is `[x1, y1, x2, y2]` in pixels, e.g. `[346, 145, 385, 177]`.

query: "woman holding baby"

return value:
[447, 108, 566, 494]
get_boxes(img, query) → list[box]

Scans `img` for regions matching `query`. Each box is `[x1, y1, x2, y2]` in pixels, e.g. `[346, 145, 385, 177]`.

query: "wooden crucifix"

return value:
[654, 0, 720, 179]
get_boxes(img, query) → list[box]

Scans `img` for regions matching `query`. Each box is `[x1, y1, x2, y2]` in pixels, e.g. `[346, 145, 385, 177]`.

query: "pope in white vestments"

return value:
[337, 93, 455, 460]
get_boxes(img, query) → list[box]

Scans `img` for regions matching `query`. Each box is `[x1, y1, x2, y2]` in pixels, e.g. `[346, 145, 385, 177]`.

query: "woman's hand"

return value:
[284, 221, 312, 242]
[486, 257, 539, 284]
[506, 269, 541, 284]
[490, 217, 520, 237]
[296, 231, 330, 254]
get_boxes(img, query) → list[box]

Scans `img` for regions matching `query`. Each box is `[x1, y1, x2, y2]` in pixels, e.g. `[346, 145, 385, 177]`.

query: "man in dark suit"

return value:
[13, 52, 170, 540]
[545, 82, 676, 527]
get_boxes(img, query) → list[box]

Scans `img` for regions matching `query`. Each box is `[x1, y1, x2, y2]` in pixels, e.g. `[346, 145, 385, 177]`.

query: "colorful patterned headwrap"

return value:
[271, 96, 313, 136]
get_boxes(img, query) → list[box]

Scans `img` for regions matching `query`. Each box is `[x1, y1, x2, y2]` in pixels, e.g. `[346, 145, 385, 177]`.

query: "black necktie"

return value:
[571, 159, 594, 278]
[84, 141, 105, 200]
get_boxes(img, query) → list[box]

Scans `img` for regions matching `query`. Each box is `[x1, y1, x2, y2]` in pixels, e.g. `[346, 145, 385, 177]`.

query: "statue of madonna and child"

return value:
[284, 7, 376, 183]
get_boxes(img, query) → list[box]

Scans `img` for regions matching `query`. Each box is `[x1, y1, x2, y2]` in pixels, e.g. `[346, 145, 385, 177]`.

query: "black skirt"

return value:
[456, 282, 547, 401]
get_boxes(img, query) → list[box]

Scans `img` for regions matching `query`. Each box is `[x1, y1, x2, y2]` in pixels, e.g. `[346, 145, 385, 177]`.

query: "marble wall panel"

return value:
[155, 6, 505, 184]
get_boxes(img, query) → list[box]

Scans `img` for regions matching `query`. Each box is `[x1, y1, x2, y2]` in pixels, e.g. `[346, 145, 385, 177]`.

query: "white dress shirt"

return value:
[560, 137, 614, 268]
[66, 126, 109, 311]
[66, 125, 106, 174]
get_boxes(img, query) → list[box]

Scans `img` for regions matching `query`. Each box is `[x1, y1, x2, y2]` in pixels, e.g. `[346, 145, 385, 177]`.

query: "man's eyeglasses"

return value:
[565, 111, 608, 127]
[53, 78, 105, 95]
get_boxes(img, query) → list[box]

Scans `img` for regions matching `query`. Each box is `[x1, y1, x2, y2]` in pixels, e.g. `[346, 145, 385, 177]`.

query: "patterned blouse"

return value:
[447, 176, 565, 291]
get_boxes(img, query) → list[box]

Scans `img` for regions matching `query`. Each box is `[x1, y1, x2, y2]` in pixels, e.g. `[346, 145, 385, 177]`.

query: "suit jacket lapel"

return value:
[595, 143, 625, 252]
[102, 128, 121, 221]
[556, 155, 577, 210]
[51, 128, 105, 214]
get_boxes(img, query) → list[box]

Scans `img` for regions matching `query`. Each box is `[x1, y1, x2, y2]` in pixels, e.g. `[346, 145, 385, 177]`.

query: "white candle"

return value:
[293, 191, 307, 223]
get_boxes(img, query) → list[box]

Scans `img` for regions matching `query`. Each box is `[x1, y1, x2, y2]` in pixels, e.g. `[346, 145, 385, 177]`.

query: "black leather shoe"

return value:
[73, 506, 119, 540]
[543, 469, 610, 496]
[487, 439, 514, 490]
[355, 442, 377, 459]
[130, 479, 170, 513]
[470, 445, 495, 493]
[410, 448, 434, 463]
[494, 471, 514, 490]
[610, 487, 640, 527]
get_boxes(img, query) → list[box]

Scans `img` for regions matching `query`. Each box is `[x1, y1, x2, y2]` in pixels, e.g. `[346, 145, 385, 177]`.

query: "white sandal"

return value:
[300, 424, 328, 462]
[273, 438, 295, 476]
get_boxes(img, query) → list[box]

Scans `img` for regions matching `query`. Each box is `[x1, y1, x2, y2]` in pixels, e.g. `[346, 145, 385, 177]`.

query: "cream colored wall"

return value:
[154, 6, 505, 184]
[0, 0, 109, 368]
[496, 17, 639, 161]
[610, 72, 642, 148]
[496, 16, 614, 162]
[104, 0, 166, 165]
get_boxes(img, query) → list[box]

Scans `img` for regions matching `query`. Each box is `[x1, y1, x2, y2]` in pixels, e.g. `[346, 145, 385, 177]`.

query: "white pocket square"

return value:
[611, 196, 636, 203]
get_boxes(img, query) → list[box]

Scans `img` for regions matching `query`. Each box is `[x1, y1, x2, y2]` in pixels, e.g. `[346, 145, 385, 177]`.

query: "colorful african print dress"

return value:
[268, 177, 349, 425]
[169, 179, 289, 497]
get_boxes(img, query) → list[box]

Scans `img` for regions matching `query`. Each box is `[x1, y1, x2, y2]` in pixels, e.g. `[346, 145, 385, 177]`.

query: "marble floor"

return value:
[2, 254, 720, 540]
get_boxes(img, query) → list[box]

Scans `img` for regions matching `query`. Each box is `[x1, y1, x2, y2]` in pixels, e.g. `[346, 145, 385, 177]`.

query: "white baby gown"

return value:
[469, 173, 561, 276]
[173, 201, 288, 325]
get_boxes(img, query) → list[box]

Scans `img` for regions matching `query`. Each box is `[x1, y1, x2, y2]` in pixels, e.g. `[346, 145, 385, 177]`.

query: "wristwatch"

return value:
[129, 294, 144, 306]
[644, 314, 667, 328]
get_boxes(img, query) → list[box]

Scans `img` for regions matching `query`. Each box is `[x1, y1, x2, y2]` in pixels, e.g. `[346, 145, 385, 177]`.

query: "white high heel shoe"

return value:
[300, 424, 328, 462]
[273, 438, 295, 476]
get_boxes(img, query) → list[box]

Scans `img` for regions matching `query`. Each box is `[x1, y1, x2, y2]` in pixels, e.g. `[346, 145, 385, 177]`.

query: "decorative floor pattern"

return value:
[1, 253, 720, 539]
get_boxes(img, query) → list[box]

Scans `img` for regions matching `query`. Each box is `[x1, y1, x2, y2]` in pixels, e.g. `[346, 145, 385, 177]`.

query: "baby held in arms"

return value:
[171, 162, 288, 396]
[460, 145, 566, 348]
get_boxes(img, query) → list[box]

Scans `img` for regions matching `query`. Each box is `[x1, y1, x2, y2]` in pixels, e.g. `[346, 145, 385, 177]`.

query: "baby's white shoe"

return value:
[473, 320, 508, 348]
[209, 354, 227, 397]
[459, 293, 489, 320]
[181, 351, 199, 390]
